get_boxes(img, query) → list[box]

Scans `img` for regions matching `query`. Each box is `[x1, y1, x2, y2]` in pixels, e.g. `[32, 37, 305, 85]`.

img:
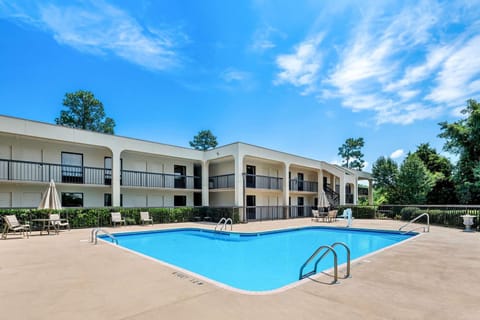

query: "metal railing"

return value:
[209, 174, 235, 189]
[0, 158, 110, 185]
[299, 242, 351, 284]
[121, 170, 201, 189]
[214, 217, 233, 231]
[290, 179, 318, 192]
[90, 228, 118, 245]
[399, 213, 430, 234]
[244, 174, 283, 190]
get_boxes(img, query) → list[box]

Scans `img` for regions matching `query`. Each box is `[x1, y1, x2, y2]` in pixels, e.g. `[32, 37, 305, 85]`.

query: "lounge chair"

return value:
[49, 213, 70, 231]
[311, 209, 319, 222]
[140, 211, 153, 225]
[326, 210, 338, 223]
[111, 212, 126, 227]
[2, 215, 30, 239]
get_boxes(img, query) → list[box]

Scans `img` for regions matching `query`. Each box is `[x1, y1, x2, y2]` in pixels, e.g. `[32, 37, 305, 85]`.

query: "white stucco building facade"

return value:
[0, 115, 373, 221]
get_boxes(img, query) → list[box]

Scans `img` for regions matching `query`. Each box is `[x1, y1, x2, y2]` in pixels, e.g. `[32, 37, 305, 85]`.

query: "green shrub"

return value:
[400, 207, 421, 221]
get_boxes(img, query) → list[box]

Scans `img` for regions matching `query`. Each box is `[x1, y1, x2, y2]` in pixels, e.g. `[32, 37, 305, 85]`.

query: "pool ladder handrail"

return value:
[299, 242, 351, 284]
[214, 217, 233, 231]
[399, 213, 430, 234]
[90, 228, 118, 245]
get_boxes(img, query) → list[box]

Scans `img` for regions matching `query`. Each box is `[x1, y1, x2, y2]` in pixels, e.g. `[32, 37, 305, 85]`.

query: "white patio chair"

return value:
[2, 215, 30, 239]
[49, 213, 70, 231]
[111, 212, 126, 227]
[140, 211, 153, 225]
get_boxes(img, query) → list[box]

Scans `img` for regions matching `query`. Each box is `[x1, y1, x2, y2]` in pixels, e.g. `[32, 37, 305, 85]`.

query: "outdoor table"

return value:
[31, 218, 62, 235]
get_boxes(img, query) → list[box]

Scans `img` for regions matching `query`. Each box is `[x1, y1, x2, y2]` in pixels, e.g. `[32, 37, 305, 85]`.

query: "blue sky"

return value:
[1, 0, 480, 170]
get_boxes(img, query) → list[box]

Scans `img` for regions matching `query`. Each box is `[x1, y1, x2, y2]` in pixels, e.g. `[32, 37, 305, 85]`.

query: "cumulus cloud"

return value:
[0, 0, 185, 71]
[390, 149, 405, 159]
[274, 1, 480, 125]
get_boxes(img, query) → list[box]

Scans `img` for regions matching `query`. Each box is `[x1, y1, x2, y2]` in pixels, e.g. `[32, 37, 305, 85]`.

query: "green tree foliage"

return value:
[394, 154, 435, 204]
[412, 143, 457, 204]
[189, 129, 218, 151]
[439, 99, 480, 204]
[371, 156, 398, 203]
[55, 90, 115, 134]
[338, 137, 365, 171]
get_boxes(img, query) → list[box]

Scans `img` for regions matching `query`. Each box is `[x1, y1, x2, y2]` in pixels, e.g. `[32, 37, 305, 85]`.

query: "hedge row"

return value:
[0, 207, 240, 230]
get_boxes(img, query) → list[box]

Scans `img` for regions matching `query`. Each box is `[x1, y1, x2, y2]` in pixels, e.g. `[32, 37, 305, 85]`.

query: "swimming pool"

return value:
[99, 227, 416, 292]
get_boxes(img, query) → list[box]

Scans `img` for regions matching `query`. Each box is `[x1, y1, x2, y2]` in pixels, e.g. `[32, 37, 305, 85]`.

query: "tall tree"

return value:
[371, 156, 398, 203]
[338, 137, 365, 170]
[439, 99, 480, 204]
[412, 143, 457, 204]
[394, 154, 434, 205]
[189, 130, 218, 151]
[55, 90, 115, 134]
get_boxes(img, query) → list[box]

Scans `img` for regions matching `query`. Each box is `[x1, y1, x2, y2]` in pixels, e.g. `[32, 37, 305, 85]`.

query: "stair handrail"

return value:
[90, 228, 118, 245]
[299, 245, 338, 284]
[214, 218, 226, 231]
[330, 242, 351, 279]
[399, 213, 430, 234]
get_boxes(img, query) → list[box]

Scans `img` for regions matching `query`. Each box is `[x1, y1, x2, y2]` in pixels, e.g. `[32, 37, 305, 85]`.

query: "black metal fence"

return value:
[209, 174, 235, 189]
[244, 174, 282, 190]
[0, 158, 109, 185]
[290, 180, 318, 192]
[121, 170, 201, 189]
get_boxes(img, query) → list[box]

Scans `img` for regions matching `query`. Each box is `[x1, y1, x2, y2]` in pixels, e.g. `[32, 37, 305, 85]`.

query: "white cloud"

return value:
[274, 34, 324, 94]
[250, 25, 282, 53]
[275, 1, 480, 125]
[1, 0, 184, 71]
[390, 149, 405, 159]
[220, 68, 251, 83]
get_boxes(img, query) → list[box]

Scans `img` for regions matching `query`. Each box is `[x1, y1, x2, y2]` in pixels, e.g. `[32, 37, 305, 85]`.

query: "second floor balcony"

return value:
[209, 174, 235, 189]
[289, 179, 318, 192]
[244, 174, 283, 191]
[121, 170, 201, 190]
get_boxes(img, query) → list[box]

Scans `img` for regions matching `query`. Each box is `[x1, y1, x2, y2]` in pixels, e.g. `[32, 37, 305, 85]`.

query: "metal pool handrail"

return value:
[90, 228, 118, 245]
[399, 213, 430, 234]
[214, 217, 233, 231]
[299, 245, 338, 283]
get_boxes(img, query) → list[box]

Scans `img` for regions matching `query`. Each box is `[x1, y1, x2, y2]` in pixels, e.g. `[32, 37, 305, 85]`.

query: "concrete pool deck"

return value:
[1, 219, 479, 320]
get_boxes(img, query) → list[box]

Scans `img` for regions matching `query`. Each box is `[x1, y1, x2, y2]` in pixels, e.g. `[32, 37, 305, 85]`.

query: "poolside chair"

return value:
[111, 212, 126, 227]
[140, 211, 153, 225]
[311, 209, 319, 222]
[49, 213, 70, 231]
[2, 215, 30, 239]
[326, 210, 338, 223]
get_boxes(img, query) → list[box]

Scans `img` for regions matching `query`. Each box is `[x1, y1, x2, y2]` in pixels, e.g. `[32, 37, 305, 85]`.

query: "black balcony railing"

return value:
[0, 158, 110, 185]
[289, 179, 318, 192]
[209, 174, 235, 189]
[244, 174, 283, 190]
[121, 169, 201, 189]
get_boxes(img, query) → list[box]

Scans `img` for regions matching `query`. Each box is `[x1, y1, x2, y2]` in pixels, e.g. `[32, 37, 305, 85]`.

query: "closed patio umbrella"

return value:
[38, 179, 62, 210]
[318, 191, 330, 212]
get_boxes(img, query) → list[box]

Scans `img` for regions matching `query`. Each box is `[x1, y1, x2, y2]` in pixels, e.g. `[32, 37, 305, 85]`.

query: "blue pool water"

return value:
[100, 227, 415, 292]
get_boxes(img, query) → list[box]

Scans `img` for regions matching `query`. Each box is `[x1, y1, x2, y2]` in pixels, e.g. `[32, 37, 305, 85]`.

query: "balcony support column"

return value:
[202, 160, 209, 206]
[234, 153, 244, 222]
[283, 162, 290, 219]
[111, 148, 122, 207]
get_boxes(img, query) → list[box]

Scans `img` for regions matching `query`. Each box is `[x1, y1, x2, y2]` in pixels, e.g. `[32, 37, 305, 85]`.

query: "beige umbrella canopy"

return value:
[318, 191, 330, 211]
[38, 179, 62, 210]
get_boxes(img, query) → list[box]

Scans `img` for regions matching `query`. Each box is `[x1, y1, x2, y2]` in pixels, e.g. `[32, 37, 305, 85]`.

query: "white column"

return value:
[202, 160, 209, 206]
[317, 169, 323, 204]
[234, 154, 244, 221]
[368, 180, 374, 205]
[111, 148, 121, 207]
[283, 162, 290, 218]
[339, 175, 345, 206]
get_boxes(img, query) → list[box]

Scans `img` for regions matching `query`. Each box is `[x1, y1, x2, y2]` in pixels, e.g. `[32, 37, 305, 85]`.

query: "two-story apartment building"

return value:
[0, 115, 373, 222]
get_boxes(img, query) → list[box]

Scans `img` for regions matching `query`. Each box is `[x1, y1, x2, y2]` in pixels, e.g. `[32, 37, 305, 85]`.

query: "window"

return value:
[61, 192, 83, 207]
[246, 165, 256, 188]
[246, 195, 256, 220]
[193, 192, 202, 206]
[174, 195, 187, 207]
[61, 152, 83, 183]
[104, 193, 112, 207]
[174, 165, 186, 189]
[104, 157, 112, 185]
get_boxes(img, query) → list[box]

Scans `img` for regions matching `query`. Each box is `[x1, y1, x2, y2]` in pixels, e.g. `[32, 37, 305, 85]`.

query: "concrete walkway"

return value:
[1, 219, 479, 320]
